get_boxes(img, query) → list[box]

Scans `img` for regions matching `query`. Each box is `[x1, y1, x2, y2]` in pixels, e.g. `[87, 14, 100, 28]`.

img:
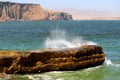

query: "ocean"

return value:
[0, 20, 120, 80]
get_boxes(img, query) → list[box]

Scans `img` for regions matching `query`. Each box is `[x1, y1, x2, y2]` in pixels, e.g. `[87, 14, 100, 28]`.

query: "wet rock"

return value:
[0, 73, 7, 78]
[0, 45, 105, 74]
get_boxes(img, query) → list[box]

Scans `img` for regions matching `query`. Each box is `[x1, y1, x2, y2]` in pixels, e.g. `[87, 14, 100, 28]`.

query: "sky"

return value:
[2, 0, 120, 14]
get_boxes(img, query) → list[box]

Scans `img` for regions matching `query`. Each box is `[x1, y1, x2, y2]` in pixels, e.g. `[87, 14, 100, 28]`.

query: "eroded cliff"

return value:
[0, 2, 73, 21]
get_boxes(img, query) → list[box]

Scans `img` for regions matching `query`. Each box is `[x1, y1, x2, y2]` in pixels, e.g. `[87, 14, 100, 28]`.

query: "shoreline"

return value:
[0, 19, 120, 22]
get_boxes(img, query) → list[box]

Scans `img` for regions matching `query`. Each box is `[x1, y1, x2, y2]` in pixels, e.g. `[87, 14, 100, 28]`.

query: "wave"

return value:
[104, 57, 120, 67]
[21, 66, 101, 80]
[44, 28, 97, 48]
[22, 74, 53, 80]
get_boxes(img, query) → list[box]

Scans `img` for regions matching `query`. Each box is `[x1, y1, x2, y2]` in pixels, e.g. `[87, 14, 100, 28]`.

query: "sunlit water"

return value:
[0, 20, 120, 80]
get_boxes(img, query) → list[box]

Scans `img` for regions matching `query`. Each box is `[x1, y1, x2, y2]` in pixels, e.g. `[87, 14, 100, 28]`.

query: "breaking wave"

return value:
[45, 28, 97, 48]
[104, 57, 120, 67]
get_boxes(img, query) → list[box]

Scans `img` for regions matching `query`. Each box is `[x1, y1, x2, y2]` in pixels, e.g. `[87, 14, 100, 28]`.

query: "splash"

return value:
[45, 28, 97, 48]
[104, 57, 120, 67]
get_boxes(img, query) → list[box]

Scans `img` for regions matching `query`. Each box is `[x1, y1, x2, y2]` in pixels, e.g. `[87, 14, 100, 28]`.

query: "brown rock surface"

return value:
[0, 2, 73, 21]
[0, 45, 105, 74]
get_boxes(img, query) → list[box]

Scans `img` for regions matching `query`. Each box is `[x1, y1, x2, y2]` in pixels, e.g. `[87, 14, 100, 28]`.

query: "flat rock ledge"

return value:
[0, 45, 105, 74]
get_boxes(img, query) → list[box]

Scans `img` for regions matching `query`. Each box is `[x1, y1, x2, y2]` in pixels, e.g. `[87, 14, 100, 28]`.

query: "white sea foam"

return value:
[23, 74, 53, 80]
[83, 65, 101, 75]
[45, 29, 97, 48]
[26, 75, 35, 80]
[56, 78, 64, 80]
[105, 57, 120, 67]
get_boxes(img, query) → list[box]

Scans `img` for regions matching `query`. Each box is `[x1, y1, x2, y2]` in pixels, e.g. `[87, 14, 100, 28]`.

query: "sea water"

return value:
[0, 20, 120, 80]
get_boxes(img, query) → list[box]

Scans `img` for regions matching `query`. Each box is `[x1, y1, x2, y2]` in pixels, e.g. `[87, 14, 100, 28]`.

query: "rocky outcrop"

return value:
[0, 2, 73, 21]
[0, 45, 105, 74]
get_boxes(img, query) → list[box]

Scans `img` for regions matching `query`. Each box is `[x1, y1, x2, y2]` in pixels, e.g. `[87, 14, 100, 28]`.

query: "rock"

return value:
[0, 45, 105, 74]
[0, 73, 7, 78]
[0, 1, 73, 21]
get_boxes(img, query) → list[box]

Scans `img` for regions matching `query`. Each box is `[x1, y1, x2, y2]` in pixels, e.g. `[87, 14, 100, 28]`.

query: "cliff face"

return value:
[0, 2, 73, 21]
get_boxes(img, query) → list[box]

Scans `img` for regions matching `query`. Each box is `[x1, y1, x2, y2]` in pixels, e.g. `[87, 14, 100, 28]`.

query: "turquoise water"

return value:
[0, 20, 120, 80]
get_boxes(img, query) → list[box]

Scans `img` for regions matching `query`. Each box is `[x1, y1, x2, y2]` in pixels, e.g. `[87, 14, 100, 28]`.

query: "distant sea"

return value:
[0, 20, 120, 80]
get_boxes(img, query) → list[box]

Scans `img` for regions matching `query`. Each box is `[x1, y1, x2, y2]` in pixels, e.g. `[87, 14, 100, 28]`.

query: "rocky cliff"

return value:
[0, 2, 73, 21]
[0, 45, 105, 74]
